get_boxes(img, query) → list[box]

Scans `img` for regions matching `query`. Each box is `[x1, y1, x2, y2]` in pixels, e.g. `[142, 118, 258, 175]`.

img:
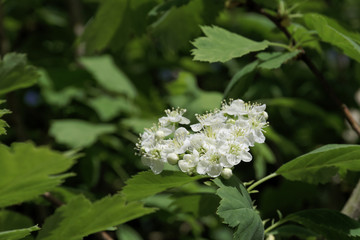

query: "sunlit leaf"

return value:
[276, 144, 360, 184]
[213, 178, 264, 240]
[50, 120, 116, 148]
[36, 194, 156, 240]
[122, 171, 208, 202]
[80, 55, 137, 98]
[0, 142, 76, 208]
[192, 25, 269, 63]
[0, 53, 39, 95]
[0, 100, 10, 136]
[305, 13, 360, 63]
[281, 209, 360, 239]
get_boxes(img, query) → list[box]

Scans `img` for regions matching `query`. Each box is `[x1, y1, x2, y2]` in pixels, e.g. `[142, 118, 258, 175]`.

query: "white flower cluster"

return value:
[136, 99, 268, 178]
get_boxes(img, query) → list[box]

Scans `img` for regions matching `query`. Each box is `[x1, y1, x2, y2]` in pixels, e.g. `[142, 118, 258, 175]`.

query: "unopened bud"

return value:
[167, 153, 179, 165]
[155, 130, 165, 139]
[221, 168, 233, 179]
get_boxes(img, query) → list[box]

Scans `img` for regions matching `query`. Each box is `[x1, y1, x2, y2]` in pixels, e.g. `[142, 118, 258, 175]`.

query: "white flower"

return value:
[159, 108, 190, 127]
[178, 150, 200, 174]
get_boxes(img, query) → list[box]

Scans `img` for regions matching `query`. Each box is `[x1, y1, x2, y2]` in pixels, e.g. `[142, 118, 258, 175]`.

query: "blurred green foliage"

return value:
[1, 0, 360, 239]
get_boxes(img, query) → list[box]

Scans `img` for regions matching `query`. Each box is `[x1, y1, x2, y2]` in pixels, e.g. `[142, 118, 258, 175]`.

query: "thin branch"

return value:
[42, 192, 114, 240]
[245, 0, 360, 137]
[244, 0, 360, 220]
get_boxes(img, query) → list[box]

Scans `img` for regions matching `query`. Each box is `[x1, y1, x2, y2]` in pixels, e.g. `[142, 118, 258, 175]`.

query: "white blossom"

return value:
[136, 99, 268, 177]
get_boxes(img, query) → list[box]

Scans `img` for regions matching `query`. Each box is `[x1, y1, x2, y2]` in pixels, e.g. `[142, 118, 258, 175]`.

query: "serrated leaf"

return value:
[213, 178, 264, 240]
[0, 225, 40, 240]
[36, 194, 155, 240]
[224, 61, 259, 97]
[0, 53, 39, 95]
[276, 144, 360, 184]
[80, 55, 137, 98]
[192, 25, 269, 63]
[281, 209, 360, 240]
[257, 50, 301, 69]
[122, 171, 208, 202]
[0, 100, 11, 136]
[304, 13, 360, 63]
[49, 119, 116, 148]
[0, 142, 76, 208]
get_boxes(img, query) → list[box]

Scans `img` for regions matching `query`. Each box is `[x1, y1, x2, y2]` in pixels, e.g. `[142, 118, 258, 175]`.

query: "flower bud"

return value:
[155, 130, 165, 139]
[167, 153, 179, 165]
[221, 168, 233, 179]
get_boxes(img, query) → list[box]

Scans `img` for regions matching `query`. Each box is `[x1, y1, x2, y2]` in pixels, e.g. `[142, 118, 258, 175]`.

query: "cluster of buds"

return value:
[136, 99, 268, 179]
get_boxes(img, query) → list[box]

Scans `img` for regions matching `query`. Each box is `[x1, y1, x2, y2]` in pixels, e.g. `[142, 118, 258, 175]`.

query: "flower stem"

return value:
[268, 42, 292, 51]
[247, 172, 278, 192]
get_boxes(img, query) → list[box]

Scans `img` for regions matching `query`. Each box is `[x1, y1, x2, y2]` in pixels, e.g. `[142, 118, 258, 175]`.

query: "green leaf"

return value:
[223, 61, 259, 98]
[36, 194, 156, 240]
[281, 209, 360, 239]
[0, 53, 39, 95]
[80, 55, 137, 98]
[269, 224, 318, 239]
[0, 100, 11, 136]
[0, 225, 40, 240]
[88, 95, 139, 121]
[213, 178, 264, 240]
[257, 50, 301, 69]
[276, 144, 360, 184]
[304, 13, 360, 63]
[150, 0, 223, 52]
[80, 0, 127, 53]
[122, 171, 208, 202]
[192, 25, 269, 63]
[49, 119, 116, 148]
[0, 142, 76, 208]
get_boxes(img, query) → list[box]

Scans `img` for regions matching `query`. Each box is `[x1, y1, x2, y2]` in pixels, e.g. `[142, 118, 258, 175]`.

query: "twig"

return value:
[245, 0, 360, 220]
[245, 0, 360, 137]
[67, 0, 85, 57]
[42, 192, 114, 240]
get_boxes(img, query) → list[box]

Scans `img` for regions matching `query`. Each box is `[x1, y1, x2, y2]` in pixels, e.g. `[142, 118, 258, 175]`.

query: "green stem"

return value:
[247, 172, 278, 192]
[268, 42, 292, 51]
[264, 219, 285, 234]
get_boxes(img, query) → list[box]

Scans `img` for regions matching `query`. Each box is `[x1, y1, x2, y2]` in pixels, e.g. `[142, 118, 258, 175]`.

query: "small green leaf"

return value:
[0, 225, 40, 240]
[0, 100, 11, 136]
[223, 61, 259, 97]
[213, 178, 264, 240]
[192, 25, 269, 63]
[0, 53, 39, 95]
[122, 171, 208, 202]
[36, 194, 156, 240]
[257, 50, 301, 69]
[49, 120, 116, 148]
[281, 209, 360, 239]
[80, 55, 137, 98]
[305, 13, 360, 63]
[0, 210, 34, 232]
[276, 144, 360, 184]
[0, 142, 76, 208]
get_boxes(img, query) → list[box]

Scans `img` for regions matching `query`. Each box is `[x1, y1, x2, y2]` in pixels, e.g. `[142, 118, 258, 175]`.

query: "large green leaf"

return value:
[122, 171, 208, 202]
[213, 178, 264, 240]
[0, 100, 10, 136]
[49, 119, 116, 148]
[0, 226, 40, 240]
[0, 53, 39, 95]
[192, 25, 269, 63]
[281, 209, 360, 240]
[36, 194, 156, 240]
[0, 142, 76, 208]
[80, 55, 137, 98]
[150, 0, 223, 52]
[276, 144, 360, 184]
[80, 0, 127, 53]
[257, 50, 301, 69]
[304, 13, 360, 63]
